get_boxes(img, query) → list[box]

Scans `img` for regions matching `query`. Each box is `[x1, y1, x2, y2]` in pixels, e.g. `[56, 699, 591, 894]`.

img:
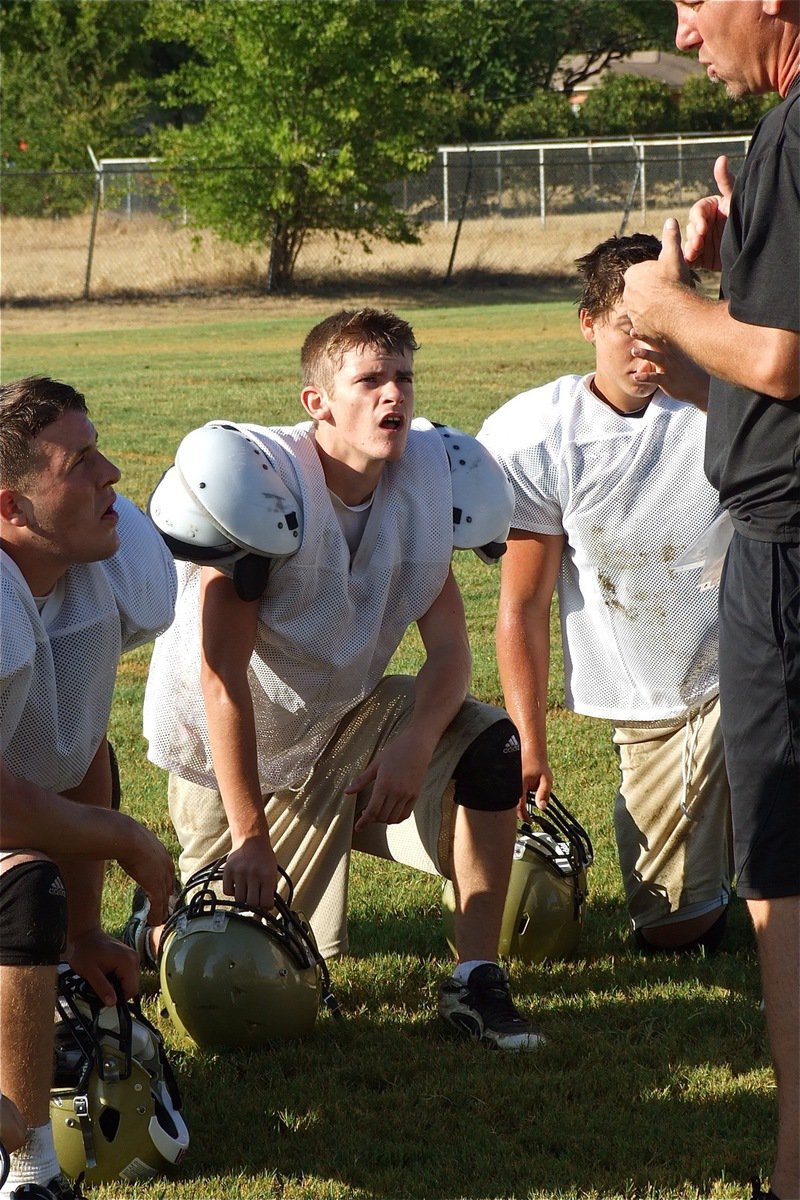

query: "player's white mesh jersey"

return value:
[144, 421, 453, 791]
[1, 496, 177, 792]
[479, 375, 723, 721]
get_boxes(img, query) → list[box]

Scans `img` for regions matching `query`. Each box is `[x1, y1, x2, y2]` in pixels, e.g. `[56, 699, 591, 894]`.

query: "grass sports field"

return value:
[2, 292, 770, 1200]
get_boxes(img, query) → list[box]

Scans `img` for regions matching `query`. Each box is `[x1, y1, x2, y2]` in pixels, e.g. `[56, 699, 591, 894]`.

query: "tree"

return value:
[0, 0, 152, 215]
[678, 75, 776, 133]
[419, 0, 676, 142]
[497, 94, 577, 141]
[145, 0, 444, 289]
[579, 75, 674, 136]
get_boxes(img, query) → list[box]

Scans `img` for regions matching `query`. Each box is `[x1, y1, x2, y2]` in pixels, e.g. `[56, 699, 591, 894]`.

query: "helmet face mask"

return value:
[442, 794, 594, 964]
[159, 857, 339, 1050]
[50, 970, 189, 1184]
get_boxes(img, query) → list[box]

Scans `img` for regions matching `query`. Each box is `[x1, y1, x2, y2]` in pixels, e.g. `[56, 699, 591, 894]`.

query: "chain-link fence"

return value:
[1, 133, 750, 302]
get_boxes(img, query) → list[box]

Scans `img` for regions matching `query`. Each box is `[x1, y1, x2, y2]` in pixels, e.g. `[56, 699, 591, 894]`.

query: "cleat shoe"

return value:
[11, 1174, 84, 1198]
[438, 963, 546, 1051]
[120, 885, 157, 969]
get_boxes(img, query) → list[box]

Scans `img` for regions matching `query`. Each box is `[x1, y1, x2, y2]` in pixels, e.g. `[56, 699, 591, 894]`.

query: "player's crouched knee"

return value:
[453, 719, 521, 811]
[633, 906, 728, 957]
[0, 857, 68, 965]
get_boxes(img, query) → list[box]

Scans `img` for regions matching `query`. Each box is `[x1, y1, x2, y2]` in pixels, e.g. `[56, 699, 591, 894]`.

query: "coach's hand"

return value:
[223, 836, 278, 912]
[683, 155, 734, 270]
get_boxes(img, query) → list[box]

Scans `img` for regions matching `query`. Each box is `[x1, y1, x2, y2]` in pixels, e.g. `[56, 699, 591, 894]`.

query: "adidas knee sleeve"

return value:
[0, 860, 68, 966]
[452, 719, 521, 811]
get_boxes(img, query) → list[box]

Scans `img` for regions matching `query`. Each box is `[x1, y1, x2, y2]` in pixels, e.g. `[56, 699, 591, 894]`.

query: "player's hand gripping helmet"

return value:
[49, 969, 189, 1184]
[158, 857, 341, 1050]
[442, 793, 594, 963]
[431, 423, 515, 562]
[148, 421, 302, 601]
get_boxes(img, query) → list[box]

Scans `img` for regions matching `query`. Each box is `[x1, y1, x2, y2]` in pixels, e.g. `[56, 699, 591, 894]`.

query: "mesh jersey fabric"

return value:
[478, 374, 723, 721]
[144, 420, 454, 791]
[1, 495, 177, 792]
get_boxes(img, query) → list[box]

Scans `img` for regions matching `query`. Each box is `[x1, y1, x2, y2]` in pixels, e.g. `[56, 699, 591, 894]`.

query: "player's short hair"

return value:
[0, 376, 88, 488]
[301, 308, 419, 393]
[575, 233, 662, 319]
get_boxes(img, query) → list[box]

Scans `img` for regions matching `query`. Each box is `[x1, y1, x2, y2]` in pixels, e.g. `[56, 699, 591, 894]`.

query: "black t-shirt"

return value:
[705, 75, 800, 543]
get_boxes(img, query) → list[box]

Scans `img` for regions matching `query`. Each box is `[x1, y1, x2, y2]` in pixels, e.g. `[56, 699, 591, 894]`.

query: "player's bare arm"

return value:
[352, 568, 471, 831]
[496, 530, 564, 814]
[199, 566, 277, 910]
[624, 219, 800, 402]
[47, 739, 138, 1002]
[0, 756, 174, 925]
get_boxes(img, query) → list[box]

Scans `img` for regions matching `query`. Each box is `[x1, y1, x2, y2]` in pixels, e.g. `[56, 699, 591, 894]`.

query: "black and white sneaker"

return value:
[120, 885, 157, 969]
[438, 963, 546, 1051]
[11, 1174, 84, 1199]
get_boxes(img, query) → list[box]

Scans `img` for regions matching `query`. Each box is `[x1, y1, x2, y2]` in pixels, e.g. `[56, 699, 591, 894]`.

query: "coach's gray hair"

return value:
[0, 376, 88, 488]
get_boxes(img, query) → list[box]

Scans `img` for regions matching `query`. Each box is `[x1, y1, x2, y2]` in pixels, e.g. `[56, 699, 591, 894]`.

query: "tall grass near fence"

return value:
[3, 210, 676, 303]
[1, 297, 769, 1200]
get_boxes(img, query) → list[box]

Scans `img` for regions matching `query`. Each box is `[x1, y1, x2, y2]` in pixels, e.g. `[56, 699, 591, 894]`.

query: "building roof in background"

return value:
[558, 50, 705, 101]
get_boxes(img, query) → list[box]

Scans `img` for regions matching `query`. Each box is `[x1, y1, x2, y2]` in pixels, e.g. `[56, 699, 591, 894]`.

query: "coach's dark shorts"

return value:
[718, 533, 800, 899]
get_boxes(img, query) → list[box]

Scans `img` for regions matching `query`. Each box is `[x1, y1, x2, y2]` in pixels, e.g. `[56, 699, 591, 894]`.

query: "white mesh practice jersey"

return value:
[144, 420, 453, 791]
[1, 495, 177, 791]
[478, 375, 723, 721]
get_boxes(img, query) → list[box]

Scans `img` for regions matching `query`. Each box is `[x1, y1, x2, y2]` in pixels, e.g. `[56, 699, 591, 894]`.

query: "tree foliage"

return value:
[497, 94, 578, 142]
[578, 75, 675, 137]
[677, 75, 776, 132]
[420, 0, 676, 141]
[0, 0, 152, 214]
[145, 0, 444, 288]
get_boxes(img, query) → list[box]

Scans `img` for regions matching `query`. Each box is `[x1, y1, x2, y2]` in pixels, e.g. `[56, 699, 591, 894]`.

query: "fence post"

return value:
[84, 146, 101, 301]
[539, 146, 546, 228]
[639, 142, 646, 220]
[444, 152, 472, 283]
[442, 149, 449, 228]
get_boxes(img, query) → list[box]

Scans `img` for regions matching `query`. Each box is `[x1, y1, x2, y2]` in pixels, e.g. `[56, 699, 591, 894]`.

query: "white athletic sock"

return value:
[2, 1122, 60, 1194]
[452, 959, 495, 984]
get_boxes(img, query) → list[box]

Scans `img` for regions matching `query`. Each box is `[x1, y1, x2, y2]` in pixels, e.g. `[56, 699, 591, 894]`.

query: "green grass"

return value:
[1, 297, 767, 1200]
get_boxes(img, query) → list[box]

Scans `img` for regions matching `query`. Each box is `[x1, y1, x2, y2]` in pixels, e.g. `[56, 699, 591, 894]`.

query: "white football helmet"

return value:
[149, 421, 302, 599]
[432, 423, 515, 561]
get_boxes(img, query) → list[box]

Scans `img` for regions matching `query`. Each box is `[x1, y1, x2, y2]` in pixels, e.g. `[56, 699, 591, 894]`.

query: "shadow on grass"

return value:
[1, 272, 578, 313]
[344, 886, 757, 966]
[166, 958, 771, 1199]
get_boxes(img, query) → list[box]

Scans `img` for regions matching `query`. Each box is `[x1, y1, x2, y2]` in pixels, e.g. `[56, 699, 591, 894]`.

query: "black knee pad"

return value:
[452, 719, 521, 811]
[0, 860, 68, 965]
[633, 906, 729, 957]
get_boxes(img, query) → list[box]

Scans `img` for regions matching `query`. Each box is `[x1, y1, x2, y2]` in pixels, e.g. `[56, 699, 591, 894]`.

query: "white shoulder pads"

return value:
[433, 424, 515, 562]
[149, 422, 302, 564]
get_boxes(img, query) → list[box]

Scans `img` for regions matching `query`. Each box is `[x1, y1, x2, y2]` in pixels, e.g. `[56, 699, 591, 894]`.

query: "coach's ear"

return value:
[0, 486, 31, 527]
